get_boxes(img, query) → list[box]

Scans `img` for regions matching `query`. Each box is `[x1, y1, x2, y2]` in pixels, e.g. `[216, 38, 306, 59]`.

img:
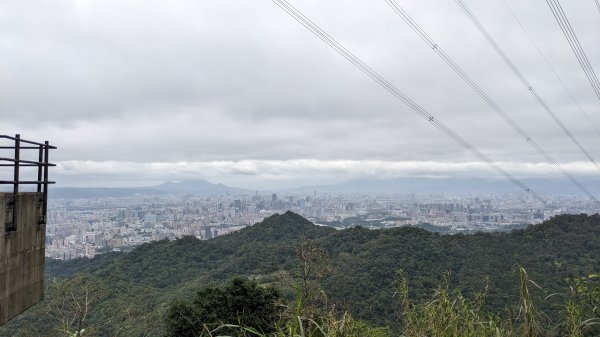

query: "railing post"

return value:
[11, 134, 20, 231]
[37, 144, 43, 193]
[13, 134, 20, 196]
[42, 141, 49, 225]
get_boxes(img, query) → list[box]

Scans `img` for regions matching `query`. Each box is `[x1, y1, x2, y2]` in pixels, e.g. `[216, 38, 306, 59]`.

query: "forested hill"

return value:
[46, 212, 600, 288]
[6, 212, 600, 336]
[46, 212, 336, 284]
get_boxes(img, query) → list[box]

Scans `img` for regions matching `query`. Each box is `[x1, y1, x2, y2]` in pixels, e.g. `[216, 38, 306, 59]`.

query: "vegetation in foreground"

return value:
[165, 267, 600, 337]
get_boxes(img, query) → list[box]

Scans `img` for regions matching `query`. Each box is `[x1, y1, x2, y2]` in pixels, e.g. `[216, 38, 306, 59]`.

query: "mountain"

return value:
[3, 212, 600, 336]
[50, 187, 164, 199]
[151, 179, 248, 194]
[49, 175, 600, 199]
[292, 176, 600, 195]
[49, 179, 249, 199]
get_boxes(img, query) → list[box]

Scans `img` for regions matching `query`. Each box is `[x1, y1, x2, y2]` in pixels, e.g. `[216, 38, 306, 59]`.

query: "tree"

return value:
[165, 277, 282, 337]
[44, 273, 109, 337]
[294, 239, 333, 312]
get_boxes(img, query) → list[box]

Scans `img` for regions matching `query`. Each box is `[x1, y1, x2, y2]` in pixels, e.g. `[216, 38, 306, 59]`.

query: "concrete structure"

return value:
[0, 134, 55, 325]
[0, 193, 46, 325]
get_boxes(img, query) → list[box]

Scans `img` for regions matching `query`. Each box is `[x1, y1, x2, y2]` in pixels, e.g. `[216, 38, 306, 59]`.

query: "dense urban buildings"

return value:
[45, 191, 599, 260]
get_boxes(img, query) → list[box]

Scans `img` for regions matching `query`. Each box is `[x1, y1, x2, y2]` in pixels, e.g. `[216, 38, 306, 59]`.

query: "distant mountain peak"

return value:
[152, 179, 247, 194]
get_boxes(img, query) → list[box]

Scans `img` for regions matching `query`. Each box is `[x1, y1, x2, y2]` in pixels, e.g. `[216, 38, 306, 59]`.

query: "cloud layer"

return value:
[52, 159, 600, 189]
[1, 0, 599, 189]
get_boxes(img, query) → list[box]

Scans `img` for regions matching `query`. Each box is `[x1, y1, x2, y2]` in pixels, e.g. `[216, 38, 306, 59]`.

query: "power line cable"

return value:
[500, 0, 600, 138]
[546, 0, 600, 102]
[270, 0, 546, 204]
[384, 0, 598, 202]
[454, 0, 600, 173]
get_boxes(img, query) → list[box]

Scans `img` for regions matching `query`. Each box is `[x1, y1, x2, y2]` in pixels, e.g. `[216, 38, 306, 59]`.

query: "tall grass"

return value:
[189, 268, 600, 337]
[516, 268, 541, 337]
[397, 269, 514, 337]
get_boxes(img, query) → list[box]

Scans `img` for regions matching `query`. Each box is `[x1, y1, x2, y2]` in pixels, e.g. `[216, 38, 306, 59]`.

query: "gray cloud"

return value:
[1, 0, 599, 188]
[51, 159, 600, 189]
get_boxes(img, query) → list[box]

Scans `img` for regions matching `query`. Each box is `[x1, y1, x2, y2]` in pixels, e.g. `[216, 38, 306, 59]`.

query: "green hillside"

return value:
[2, 211, 599, 336]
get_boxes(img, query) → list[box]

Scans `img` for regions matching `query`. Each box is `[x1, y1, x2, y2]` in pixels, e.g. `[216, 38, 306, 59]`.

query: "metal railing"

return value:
[0, 134, 56, 232]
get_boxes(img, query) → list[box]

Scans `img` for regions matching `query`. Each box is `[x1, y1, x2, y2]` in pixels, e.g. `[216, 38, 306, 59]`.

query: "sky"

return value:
[1, 0, 599, 190]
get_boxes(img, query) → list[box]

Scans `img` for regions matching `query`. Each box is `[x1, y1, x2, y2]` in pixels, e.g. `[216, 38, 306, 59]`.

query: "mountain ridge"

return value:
[50, 179, 247, 198]
[7, 212, 598, 336]
[48, 175, 600, 198]
[291, 176, 600, 195]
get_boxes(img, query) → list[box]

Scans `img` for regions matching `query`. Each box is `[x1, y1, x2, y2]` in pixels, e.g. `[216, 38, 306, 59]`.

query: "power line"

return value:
[384, 0, 598, 202]
[596, 0, 600, 15]
[270, 0, 546, 204]
[546, 0, 600, 102]
[454, 0, 600, 173]
[500, 0, 600, 139]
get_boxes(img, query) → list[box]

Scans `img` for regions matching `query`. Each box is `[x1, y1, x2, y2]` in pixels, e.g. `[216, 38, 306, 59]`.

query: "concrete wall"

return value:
[0, 193, 46, 325]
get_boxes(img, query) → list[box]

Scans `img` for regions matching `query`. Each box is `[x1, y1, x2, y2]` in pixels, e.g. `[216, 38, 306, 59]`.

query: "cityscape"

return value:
[2, 0, 600, 334]
[45, 189, 599, 260]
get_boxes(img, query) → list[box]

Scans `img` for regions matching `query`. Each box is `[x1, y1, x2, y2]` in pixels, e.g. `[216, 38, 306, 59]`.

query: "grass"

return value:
[192, 267, 600, 337]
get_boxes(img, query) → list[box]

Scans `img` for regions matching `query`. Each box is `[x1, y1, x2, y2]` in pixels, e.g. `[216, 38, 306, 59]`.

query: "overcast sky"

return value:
[1, 0, 599, 189]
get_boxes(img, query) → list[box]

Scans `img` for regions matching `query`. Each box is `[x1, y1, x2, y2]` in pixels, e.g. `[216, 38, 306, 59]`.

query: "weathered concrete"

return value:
[0, 192, 45, 325]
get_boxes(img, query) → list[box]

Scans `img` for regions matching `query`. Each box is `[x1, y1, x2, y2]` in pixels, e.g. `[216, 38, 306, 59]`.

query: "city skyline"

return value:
[47, 190, 586, 261]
